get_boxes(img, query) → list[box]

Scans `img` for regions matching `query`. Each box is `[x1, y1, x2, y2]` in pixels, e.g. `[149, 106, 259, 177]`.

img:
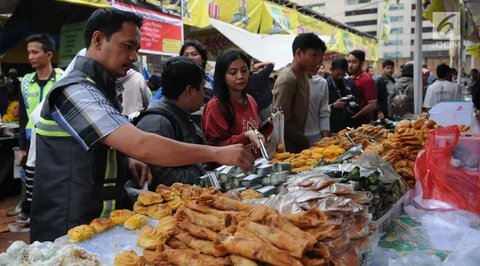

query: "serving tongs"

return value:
[254, 128, 270, 160]
[346, 127, 378, 142]
[332, 132, 364, 164]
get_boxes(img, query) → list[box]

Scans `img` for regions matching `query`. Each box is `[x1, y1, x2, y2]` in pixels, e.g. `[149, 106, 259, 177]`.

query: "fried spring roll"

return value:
[177, 216, 218, 241]
[247, 205, 275, 222]
[239, 220, 310, 258]
[300, 256, 328, 266]
[230, 255, 259, 266]
[285, 208, 328, 229]
[177, 206, 229, 232]
[156, 249, 231, 266]
[175, 231, 226, 257]
[198, 195, 252, 212]
[265, 213, 317, 247]
[219, 235, 303, 266]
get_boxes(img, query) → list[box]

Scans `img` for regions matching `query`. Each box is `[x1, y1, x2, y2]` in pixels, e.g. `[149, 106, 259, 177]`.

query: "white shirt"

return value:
[305, 76, 330, 136]
[423, 80, 463, 108]
[119, 69, 152, 115]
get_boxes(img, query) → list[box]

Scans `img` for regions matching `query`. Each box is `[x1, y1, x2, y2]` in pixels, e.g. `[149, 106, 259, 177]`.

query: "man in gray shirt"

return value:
[136, 57, 207, 188]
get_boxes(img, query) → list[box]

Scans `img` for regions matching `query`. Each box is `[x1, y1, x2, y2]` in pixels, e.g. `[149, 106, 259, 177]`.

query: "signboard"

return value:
[59, 22, 86, 67]
[113, 0, 183, 55]
[114, 0, 181, 18]
[56, 0, 112, 8]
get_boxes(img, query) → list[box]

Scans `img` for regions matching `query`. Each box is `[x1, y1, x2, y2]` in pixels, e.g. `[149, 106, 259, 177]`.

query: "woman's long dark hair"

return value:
[213, 49, 250, 127]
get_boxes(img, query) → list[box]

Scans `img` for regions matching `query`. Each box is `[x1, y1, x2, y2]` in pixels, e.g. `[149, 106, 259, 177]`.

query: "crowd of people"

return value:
[1, 7, 476, 243]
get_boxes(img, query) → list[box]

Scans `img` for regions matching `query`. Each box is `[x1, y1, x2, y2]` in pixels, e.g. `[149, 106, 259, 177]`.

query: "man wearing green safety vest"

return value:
[17, 34, 62, 223]
[31, 8, 254, 242]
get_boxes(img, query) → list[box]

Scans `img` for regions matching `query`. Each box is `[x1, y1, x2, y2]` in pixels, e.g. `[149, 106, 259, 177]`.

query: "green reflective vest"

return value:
[21, 69, 63, 131]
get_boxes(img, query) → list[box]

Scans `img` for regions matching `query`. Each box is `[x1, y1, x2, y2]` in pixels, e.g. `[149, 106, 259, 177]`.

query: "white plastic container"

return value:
[429, 101, 473, 126]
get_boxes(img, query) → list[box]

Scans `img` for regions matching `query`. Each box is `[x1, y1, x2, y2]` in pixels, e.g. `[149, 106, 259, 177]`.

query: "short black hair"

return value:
[472, 69, 479, 74]
[348, 50, 365, 62]
[292, 33, 327, 56]
[382, 59, 394, 68]
[84, 8, 143, 48]
[450, 67, 458, 74]
[179, 39, 208, 70]
[402, 63, 414, 78]
[161, 57, 203, 101]
[436, 63, 450, 79]
[331, 57, 348, 71]
[422, 64, 428, 68]
[26, 34, 56, 53]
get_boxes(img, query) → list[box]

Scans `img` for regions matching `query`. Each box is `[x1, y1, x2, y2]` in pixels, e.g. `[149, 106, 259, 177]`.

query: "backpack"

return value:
[131, 107, 184, 142]
[391, 87, 409, 116]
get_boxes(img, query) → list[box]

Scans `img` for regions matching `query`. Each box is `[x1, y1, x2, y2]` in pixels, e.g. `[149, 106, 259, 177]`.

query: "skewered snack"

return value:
[67, 224, 95, 243]
[114, 250, 145, 266]
[124, 214, 147, 230]
[89, 217, 114, 233]
[137, 191, 163, 206]
[110, 209, 134, 225]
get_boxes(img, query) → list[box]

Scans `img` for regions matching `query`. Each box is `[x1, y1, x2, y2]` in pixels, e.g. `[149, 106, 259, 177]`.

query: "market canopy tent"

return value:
[209, 18, 330, 70]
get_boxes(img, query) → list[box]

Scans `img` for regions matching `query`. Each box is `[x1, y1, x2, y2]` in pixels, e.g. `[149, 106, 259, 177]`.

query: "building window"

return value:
[346, 0, 372, 5]
[389, 4, 404, 10]
[383, 51, 402, 58]
[346, 19, 377, 27]
[411, 27, 433, 33]
[345, 8, 377, 16]
[390, 28, 404, 34]
[390, 16, 404, 22]
[384, 40, 403, 46]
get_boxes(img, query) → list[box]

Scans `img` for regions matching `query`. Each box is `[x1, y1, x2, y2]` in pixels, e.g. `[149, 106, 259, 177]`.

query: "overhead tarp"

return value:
[209, 18, 330, 70]
[113, 0, 183, 55]
[184, 0, 379, 61]
[184, 0, 264, 33]
[55, 0, 111, 8]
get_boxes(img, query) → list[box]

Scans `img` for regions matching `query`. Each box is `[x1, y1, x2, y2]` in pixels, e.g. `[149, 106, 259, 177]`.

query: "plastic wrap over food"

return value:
[247, 190, 334, 215]
[314, 196, 366, 215]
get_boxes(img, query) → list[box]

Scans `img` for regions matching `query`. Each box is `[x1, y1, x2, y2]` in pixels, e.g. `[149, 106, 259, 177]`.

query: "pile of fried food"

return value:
[69, 183, 366, 265]
[271, 145, 346, 173]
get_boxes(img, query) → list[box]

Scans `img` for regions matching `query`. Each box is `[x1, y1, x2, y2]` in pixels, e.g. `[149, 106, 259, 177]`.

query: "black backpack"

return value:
[131, 107, 184, 142]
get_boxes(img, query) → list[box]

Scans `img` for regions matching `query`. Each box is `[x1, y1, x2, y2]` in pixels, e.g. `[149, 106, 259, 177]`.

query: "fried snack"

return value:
[239, 220, 310, 259]
[67, 224, 95, 243]
[110, 209, 134, 225]
[90, 218, 114, 233]
[331, 249, 359, 266]
[156, 216, 176, 236]
[124, 214, 147, 230]
[197, 195, 252, 212]
[133, 202, 149, 215]
[142, 249, 157, 265]
[285, 208, 329, 229]
[177, 206, 230, 232]
[265, 212, 317, 248]
[137, 225, 166, 250]
[165, 236, 189, 249]
[155, 184, 180, 201]
[175, 231, 226, 257]
[275, 152, 291, 160]
[147, 204, 172, 220]
[114, 250, 145, 266]
[156, 248, 231, 266]
[240, 189, 261, 200]
[300, 256, 328, 266]
[219, 235, 303, 266]
[166, 198, 184, 211]
[138, 191, 163, 206]
[325, 235, 351, 255]
[311, 242, 331, 260]
[177, 215, 218, 241]
[230, 255, 259, 266]
[412, 118, 426, 129]
[248, 205, 275, 223]
[184, 200, 231, 216]
[304, 224, 336, 240]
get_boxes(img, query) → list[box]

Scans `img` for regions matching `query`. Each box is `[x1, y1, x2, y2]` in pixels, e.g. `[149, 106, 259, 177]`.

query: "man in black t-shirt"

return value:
[327, 57, 360, 133]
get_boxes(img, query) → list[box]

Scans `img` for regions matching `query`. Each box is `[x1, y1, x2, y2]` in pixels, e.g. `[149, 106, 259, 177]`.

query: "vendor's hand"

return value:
[332, 100, 347, 109]
[215, 144, 254, 173]
[17, 149, 27, 165]
[244, 130, 266, 148]
[128, 158, 152, 187]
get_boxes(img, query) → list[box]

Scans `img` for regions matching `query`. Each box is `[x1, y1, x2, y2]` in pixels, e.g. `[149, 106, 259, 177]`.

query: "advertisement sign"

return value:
[59, 22, 86, 67]
[114, 0, 181, 18]
[113, 0, 183, 55]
